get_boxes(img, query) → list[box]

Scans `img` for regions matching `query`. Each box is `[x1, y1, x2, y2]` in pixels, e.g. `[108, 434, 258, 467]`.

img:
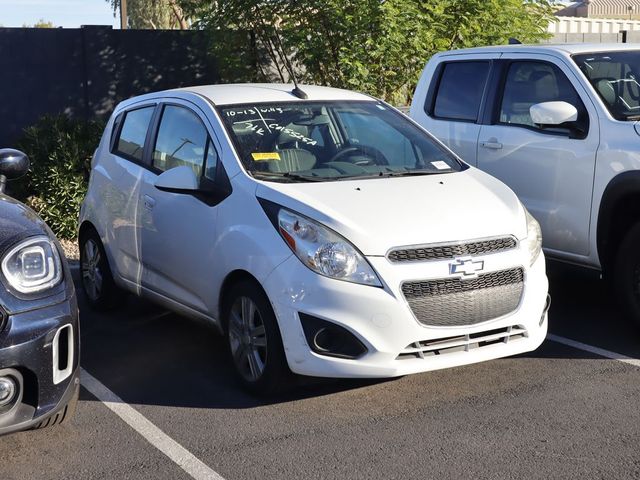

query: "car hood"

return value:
[0, 193, 50, 256]
[255, 168, 527, 256]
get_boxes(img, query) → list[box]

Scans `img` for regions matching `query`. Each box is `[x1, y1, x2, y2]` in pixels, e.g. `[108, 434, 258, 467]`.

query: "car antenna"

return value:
[508, 37, 522, 45]
[273, 26, 308, 99]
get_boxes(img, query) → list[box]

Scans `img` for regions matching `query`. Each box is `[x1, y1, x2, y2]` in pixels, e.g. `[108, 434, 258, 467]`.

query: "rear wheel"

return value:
[223, 280, 291, 395]
[614, 222, 640, 327]
[79, 229, 120, 310]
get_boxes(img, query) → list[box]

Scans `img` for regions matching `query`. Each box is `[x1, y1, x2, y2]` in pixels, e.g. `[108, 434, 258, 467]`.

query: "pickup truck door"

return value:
[476, 54, 599, 257]
[411, 53, 500, 165]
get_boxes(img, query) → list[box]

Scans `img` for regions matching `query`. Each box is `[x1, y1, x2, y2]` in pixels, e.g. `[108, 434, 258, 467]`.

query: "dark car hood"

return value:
[0, 193, 49, 256]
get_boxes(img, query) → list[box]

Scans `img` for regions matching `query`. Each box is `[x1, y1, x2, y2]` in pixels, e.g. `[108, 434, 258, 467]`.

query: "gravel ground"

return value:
[60, 238, 79, 262]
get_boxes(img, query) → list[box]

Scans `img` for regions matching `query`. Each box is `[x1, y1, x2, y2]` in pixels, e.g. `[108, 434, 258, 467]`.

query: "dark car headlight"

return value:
[1, 236, 62, 294]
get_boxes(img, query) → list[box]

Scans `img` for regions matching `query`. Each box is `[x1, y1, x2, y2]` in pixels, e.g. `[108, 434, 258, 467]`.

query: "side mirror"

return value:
[154, 165, 199, 193]
[0, 149, 30, 194]
[530, 101, 578, 126]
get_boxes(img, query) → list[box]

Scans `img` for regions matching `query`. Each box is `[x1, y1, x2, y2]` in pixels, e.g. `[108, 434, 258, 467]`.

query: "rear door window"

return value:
[432, 61, 491, 122]
[114, 106, 155, 161]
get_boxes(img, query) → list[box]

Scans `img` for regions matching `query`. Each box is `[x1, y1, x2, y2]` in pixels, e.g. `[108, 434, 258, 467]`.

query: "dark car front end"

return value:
[0, 194, 79, 435]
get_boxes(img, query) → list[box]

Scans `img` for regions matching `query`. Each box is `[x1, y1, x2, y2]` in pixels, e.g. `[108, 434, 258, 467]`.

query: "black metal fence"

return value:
[0, 26, 228, 147]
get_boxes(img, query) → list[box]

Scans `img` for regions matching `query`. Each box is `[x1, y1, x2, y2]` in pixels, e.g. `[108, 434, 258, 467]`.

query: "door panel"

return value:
[477, 55, 599, 256]
[138, 101, 221, 313]
[108, 105, 156, 284]
[412, 54, 499, 165]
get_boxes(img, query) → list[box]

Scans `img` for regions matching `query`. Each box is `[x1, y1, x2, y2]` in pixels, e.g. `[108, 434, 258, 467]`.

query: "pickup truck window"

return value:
[433, 61, 490, 122]
[573, 51, 640, 120]
[499, 61, 586, 134]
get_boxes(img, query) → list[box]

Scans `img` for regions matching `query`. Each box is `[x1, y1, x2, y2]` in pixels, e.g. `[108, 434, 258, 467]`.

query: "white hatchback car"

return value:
[79, 84, 549, 393]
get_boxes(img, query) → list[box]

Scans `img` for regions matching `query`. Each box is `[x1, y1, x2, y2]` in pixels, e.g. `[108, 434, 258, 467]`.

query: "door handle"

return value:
[143, 194, 156, 210]
[480, 140, 503, 150]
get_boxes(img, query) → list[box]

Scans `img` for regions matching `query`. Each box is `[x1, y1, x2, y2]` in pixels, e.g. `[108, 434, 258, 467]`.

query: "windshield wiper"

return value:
[336, 170, 450, 180]
[251, 171, 327, 182]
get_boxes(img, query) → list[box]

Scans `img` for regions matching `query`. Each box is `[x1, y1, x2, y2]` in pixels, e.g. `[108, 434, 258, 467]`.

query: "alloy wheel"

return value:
[228, 296, 268, 382]
[81, 238, 103, 302]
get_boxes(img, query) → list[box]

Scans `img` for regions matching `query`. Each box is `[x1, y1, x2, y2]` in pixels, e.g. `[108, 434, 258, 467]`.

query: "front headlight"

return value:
[276, 208, 382, 287]
[1, 236, 62, 294]
[524, 208, 542, 266]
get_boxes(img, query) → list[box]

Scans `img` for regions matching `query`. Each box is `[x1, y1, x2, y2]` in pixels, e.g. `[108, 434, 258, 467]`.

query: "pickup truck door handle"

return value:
[143, 194, 156, 210]
[480, 139, 503, 150]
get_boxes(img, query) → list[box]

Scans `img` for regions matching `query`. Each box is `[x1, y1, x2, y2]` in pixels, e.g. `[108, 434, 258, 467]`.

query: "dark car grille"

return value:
[388, 237, 517, 262]
[402, 268, 524, 327]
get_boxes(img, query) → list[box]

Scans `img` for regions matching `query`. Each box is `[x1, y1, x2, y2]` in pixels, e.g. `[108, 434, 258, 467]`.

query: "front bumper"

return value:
[264, 248, 549, 378]
[0, 291, 80, 436]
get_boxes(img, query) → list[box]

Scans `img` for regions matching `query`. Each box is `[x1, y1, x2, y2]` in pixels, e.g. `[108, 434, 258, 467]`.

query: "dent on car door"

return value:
[138, 103, 220, 313]
[476, 57, 599, 257]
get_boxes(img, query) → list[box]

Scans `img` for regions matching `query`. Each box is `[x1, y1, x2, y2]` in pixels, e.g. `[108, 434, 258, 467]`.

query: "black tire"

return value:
[614, 222, 640, 327]
[223, 280, 292, 395]
[33, 383, 79, 430]
[79, 228, 120, 311]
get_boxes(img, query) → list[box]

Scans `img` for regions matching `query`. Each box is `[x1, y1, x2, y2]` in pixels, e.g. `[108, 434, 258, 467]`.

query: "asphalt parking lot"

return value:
[2, 261, 640, 480]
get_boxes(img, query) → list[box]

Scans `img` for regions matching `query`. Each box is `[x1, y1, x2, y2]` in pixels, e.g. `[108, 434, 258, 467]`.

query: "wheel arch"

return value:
[597, 171, 640, 273]
[217, 269, 263, 324]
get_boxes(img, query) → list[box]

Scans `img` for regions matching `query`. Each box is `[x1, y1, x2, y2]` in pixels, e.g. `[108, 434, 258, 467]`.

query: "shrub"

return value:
[14, 115, 104, 239]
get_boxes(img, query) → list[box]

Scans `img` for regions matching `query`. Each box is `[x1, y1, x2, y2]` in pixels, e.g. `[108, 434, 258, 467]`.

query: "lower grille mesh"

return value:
[402, 268, 524, 327]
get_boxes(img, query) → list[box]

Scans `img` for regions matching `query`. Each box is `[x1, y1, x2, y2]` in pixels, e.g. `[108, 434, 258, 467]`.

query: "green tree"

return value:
[182, 0, 554, 104]
[23, 19, 55, 28]
[108, 0, 189, 29]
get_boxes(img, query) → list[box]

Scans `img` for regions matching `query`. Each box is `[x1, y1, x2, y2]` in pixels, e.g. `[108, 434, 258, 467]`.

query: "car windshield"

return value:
[218, 101, 464, 182]
[573, 50, 640, 120]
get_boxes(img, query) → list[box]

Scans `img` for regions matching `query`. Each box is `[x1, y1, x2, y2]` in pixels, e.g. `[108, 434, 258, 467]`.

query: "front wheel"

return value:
[223, 280, 292, 395]
[614, 222, 640, 327]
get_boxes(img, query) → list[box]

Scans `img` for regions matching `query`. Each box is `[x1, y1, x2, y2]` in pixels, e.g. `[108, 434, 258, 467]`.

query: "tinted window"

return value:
[116, 106, 155, 161]
[433, 62, 490, 121]
[500, 61, 587, 132]
[153, 106, 208, 177]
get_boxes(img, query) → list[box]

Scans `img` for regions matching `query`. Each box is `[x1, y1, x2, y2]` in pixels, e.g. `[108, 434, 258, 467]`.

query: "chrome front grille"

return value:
[388, 237, 517, 262]
[402, 268, 524, 327]
[397, 324, 528, 359]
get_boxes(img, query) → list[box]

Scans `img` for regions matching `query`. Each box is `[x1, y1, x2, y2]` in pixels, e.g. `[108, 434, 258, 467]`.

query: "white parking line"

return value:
[80, 368, 225, 480]
[547, 334, 640, 368]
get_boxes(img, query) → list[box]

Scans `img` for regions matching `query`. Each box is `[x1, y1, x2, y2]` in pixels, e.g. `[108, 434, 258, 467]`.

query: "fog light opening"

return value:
[0, 376, 17, 407]
[300, 313, 368, 359]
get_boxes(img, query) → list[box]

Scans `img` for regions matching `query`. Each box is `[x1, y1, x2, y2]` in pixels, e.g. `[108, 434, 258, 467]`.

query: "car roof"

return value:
[115, 83, 375, 112]
[176, 83, 373, 105]
[437, 43, 640, 57]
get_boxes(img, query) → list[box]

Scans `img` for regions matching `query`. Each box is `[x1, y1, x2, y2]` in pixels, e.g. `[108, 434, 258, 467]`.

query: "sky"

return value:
[0, 0, 119, 28]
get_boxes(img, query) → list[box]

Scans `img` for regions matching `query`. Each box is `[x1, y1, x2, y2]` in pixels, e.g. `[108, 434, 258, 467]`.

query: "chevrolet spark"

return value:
[79, 84, 549, 394]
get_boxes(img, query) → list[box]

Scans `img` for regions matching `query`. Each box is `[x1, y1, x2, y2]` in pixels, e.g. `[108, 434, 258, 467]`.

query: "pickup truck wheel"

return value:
[223, 280, 292, 396]
[614, 222, 640, 326]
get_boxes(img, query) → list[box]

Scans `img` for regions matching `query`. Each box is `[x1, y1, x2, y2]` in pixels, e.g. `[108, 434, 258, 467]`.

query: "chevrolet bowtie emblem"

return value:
[449, 258, 484, 277]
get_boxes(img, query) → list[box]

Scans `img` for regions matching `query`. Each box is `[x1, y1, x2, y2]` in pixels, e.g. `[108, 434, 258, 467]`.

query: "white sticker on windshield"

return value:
[431, 161, 451, 170]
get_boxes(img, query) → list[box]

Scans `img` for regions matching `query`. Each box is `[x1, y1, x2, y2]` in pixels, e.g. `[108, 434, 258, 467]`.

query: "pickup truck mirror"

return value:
[154, 165, 199, 193]
[530, 101, 578, 126]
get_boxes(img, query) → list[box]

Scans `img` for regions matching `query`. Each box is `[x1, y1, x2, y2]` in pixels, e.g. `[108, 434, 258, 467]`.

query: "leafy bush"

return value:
[14, 115, 103, 239]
